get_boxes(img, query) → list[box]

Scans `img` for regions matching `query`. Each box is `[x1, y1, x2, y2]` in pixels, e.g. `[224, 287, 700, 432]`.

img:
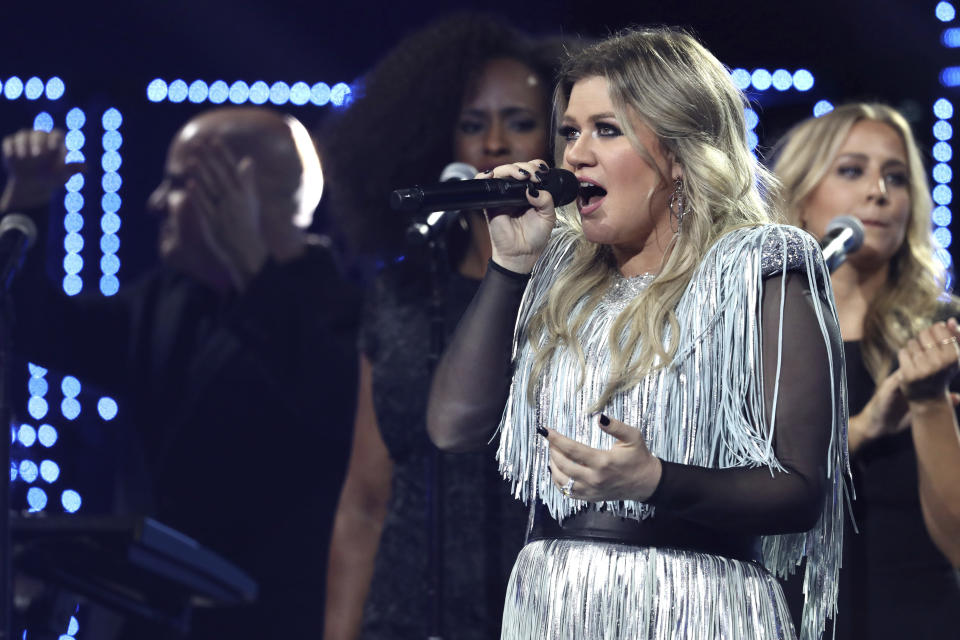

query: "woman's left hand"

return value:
[544, 414, 663, 502]
[898, 318, 960, 403]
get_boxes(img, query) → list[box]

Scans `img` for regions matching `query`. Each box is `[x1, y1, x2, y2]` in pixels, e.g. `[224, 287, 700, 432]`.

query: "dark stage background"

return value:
[1, 0, 957, 637]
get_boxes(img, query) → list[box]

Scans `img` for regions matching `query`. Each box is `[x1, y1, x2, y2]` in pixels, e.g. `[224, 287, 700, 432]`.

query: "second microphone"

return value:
[390, 168, 579, 214]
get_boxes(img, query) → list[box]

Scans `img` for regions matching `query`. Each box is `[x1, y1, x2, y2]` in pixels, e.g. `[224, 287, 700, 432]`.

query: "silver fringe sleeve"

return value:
[496, 224, 850, 640]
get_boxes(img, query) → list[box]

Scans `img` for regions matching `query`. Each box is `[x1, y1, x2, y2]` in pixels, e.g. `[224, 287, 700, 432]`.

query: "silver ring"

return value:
[560, 477, 575, 497]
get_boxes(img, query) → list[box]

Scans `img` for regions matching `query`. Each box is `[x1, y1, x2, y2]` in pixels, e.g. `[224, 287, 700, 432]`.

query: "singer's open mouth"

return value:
[578, 183, 607, 208]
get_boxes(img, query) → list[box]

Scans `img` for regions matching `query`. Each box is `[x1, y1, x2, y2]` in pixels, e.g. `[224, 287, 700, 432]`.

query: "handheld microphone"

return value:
[0, 213, 37, 292]
[820, 215, 865, 272]
[406, 163, 477, 244]
[391, 168, 579, 214]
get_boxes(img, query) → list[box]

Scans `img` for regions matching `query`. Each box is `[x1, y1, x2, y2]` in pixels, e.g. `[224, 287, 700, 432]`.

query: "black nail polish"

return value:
[538, 162, 549, 171]
[518, 168, 530, 176]
[599, 414, 610, 426]
[528, 184, 540, 197]
[483, 168, 494, 174]
[546, 465, 552, 476]
[536, 426, 548, 437]
[535, 170, 547, 182]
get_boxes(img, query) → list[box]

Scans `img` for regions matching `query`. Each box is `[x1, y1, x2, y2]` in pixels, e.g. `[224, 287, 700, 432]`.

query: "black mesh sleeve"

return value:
[426, 260, 529, 452]
[647, 270, 842, 535]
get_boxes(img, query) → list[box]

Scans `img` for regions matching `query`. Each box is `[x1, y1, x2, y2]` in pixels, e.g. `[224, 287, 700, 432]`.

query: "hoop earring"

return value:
[668, 177, 689, 233]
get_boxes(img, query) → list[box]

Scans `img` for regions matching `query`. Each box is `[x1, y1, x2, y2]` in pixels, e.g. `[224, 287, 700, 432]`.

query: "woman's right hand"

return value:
[482, 159, 557, 274]
[848, 371, 911, 453]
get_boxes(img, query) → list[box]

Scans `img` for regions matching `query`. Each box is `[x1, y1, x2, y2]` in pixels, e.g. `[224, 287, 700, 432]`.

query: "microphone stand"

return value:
[407, 211, 454, 640]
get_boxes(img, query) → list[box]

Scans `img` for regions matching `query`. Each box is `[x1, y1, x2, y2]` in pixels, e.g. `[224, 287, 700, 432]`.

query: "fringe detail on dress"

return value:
[496, 224, 850, 640]
[501, 539, 796, 640]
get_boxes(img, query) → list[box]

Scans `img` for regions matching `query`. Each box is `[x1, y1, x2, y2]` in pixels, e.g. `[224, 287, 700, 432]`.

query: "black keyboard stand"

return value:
[11, 514, 257, 636]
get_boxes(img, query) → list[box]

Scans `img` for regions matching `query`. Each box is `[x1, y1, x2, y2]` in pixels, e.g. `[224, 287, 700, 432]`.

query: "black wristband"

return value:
[488, 259, 531, 282]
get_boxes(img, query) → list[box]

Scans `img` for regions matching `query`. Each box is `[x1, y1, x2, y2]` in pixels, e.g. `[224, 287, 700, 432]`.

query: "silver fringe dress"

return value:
[496, 224, 849, 640]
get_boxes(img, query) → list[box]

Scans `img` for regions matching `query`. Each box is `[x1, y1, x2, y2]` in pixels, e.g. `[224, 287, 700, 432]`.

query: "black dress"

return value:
[785, 341, 960, 638]
[359, 259, 528, 640]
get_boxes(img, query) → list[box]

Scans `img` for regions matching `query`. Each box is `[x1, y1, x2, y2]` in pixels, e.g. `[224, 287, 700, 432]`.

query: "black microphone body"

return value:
[819, 215, 865, 273]
[391, 168, 579, 214]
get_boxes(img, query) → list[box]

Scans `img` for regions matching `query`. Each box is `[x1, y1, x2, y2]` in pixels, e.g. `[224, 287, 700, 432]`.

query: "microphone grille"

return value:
[440, 162, 477, 182]
[825, 215, 865, 250]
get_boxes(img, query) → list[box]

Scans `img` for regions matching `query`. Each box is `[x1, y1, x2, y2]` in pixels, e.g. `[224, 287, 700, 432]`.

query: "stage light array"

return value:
[937, 6, 956, 270]
[729, 68, 819, 152]
[146, 78, 353, 107]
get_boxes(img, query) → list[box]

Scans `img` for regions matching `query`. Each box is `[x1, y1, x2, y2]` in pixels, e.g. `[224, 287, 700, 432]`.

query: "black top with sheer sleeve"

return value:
[359, 259, 528, 640]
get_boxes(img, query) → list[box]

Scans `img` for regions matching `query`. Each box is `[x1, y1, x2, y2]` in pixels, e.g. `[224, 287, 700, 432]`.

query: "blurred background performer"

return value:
[319, 13, 563, 640]
[774, 103, 960, 639]
[0, 108, 359, 639]
[428, 27, 848, 640]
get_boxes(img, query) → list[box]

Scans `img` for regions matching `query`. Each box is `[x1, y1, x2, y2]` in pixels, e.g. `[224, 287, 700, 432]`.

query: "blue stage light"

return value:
[65, 108, 85, 129]
[4, 76, 23, 100]
[189, 80, 209, 103]
[290, 81, 311, 105]
[771, 69, 793, 91]
[27, 487, 47, 512]
[102, 171, 122, 192]
[935, 98, 955, 119]
[730, 68, 751, 90]
[937, 1, 956, 22]
[61, 398, 81, 420]
[935, 226, 953, 248]
[102, 150, 122, 172]
[28, 397, 48, 420]
[19, 461, 38, 483]
[64, 130, 85, 151]
[330, 83, 352, 107]
[750, 69, 773, 91]
[746, 130, 759, 150]
[943, 28, 960, 47]
[65, 151, 85, 163]
[270, 81, 291, 105]
[25, 77, 44, 100]
[101, 212, 121, 233]
[61, 490, 81, 513]
[101, 234, 120, 254]
[934, 184, 953, 205]
[100, 275, 119, 296]
[102, 194, 121, 215]
[62, 376, 81, 398]
[62, 274, 82, 296]
[37, 425, 57, 447]
[229, 80, 249, 104]
[68, 617, 79, 636]
[147, 79, 168, 102]
[17, 425, 36, 447]
[34, 112, 54, 132]
[813, 100, 834, 117]
[791, 69, 814, 92]
[64, 212, 83, 233]
[45, 77, 65, 100]
[168, 80, 188, 103]
[65, 174, 84, 191]
[311, 82, 331, 106]
[935, 120, 954, 141]
[100, 254, 120, 276]
[9, 464, 15, 482]
[40, 460, 60, 483]
[935, 143, 953, 164]
[209, 80, 229, 104]
[98, 397, 118, 420]
[744, 108, 759, 130]
[934, 163, 953, 184]
[940, 67, 960, 87]
[103, 108, 122, 130]
[63, 192, 83, 213]
[62, 254, 82, 275]
[249, 81, 269, 104]
[28, 377, 48, 397]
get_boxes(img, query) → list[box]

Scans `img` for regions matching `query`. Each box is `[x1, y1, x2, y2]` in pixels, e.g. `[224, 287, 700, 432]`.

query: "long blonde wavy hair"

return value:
[773, 102, 949, 383]
[525, 27, 779, 409]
